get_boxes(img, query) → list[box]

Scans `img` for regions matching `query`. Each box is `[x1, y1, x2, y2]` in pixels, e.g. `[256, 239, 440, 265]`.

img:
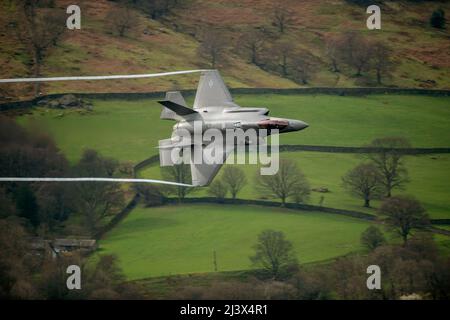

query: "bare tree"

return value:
[207, 179, 228, 201]
[371, 41, 394, 85]
[0, 186, 16, 219]
[0, 116, 72, 230]
[342, 163, 383, 207]
[0, 218, 38, 299]
[161, 164, 193, 201]
[35, 182, 76, 231]
[378, 196, 430, 245]
[15, 184, 40, 227]
[350, 37, 372, 76]
[107, 7, 139, 37]
[324, 34, 344, 73]
[72, 150, 125, 235]
[38, 253, 143, 299]
[117, 160, 134, 177]
[256, 159, 310, 206]
[0, 121, 68, 179]
[144, 0, 167, 19]
[340, 32, 372, 76]
[134, 184, 165, 206]
[269, 40, 295, 77]
[198, 29, 227, 68]
[364, 137, 411, 197]
[237, 29, 266, 66]
[291, 52, 313, 85]
[222, 166, 246, 200]
[106, 3, 139, 37]
[14, 1, 66, 96]
[137, 0, 180, 20]
[250, 229, 298, 279]
[272, 3, 295, 34]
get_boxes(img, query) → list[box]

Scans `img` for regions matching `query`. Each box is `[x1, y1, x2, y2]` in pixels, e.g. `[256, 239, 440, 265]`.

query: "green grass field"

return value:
[139, 151, 450, 219]
[19, 94, 450, 218]
[99, 204, 371, 279]
[236, 94, 450, 147]
[99, 204, 450, 280]
[18, 99, 171, 163]
[15, 94, 450, 280]
[18, 94, 450, 163]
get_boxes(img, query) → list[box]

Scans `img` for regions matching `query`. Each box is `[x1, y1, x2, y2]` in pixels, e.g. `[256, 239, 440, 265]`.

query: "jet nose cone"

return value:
[290, 120, 309, 131]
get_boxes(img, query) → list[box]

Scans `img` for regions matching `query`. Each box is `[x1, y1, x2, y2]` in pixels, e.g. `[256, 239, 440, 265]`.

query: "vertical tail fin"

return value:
[193, 70, 238, 109]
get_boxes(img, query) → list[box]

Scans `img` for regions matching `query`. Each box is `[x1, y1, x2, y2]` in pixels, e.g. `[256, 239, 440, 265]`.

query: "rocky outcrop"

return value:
[37, 94, 93, 110]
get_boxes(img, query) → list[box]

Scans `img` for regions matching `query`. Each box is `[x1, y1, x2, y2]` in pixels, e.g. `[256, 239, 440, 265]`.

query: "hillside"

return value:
[99, 204, 371, 279]
[19, 94, 450, 218]
[0, 0, 449, 101]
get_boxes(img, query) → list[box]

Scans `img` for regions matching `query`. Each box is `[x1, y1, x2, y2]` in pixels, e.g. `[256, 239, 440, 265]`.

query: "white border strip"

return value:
[0, 69, 210, 83]
[0, 177, 193, 187]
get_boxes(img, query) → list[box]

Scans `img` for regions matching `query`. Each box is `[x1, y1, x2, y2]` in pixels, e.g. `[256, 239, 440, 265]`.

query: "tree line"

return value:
[5, 0, 446, 100]
[0, 217, 143, 299]
[0, 116, 129, 237]
[169, 228, 450, 300]
[196, 2, 446, 86]
[0, 115, 144, 298]
[199, 27, 396, 86]
[340, 136, 430, 246]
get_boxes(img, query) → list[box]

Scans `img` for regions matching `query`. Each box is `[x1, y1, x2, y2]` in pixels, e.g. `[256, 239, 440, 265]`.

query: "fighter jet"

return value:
[157, 70, 309, 186]
[0, 69, 308, 187]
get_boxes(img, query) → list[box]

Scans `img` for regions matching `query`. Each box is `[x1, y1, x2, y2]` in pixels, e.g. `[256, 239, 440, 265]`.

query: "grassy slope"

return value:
[235, 94, 450, 147]
[18, 94, 450, 163]
[18, 94, 450, 218]
[140, 152, 450, 219]
[18, 99, 171, 164]
[176, 0, 450, 88]
[99, 204, 371, 279]
[0, 0, 296, 100]
[100, 204, 450, 280]
[1, 0, 449, 101]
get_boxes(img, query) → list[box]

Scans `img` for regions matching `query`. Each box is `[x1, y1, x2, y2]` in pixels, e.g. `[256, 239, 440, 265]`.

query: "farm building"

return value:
[30, 238, 97, 258]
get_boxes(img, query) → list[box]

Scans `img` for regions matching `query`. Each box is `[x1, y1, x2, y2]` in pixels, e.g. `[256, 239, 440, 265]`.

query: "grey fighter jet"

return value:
[157, 70, 309, 186]
[0, 69, 308, 187]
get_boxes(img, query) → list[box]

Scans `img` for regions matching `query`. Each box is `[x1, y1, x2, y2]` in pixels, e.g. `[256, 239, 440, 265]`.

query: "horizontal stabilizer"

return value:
[166, 91, 187, 107]
[160, 91, 188, 120]
[158, 100, 198, 116]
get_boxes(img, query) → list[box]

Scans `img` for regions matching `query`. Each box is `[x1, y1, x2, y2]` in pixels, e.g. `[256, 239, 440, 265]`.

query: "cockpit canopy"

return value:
[258, 119, 289, 130]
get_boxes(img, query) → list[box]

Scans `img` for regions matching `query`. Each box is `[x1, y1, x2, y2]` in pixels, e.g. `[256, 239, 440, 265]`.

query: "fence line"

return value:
[1, 87, 449, 110]
[280, 145, 450, 154]
[94, 193, 141, 239]
[165, 197, 377, 220]
[164, 198, 450, 229]
[94, 154, 160, 239]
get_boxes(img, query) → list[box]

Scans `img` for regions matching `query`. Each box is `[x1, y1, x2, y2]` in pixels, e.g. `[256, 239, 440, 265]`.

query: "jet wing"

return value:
[190, 142, 235, 186]
[193, 70, 239, 110]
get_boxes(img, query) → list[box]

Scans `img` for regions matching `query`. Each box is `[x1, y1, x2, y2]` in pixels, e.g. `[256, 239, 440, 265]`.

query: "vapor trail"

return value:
[0, 69, 203, 187]
[0, 69, 210, 83]
[0, 177, 193, 187]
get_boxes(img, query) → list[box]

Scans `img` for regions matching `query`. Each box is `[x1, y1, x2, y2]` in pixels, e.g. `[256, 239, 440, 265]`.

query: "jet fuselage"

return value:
[173, 106, 308, 137]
